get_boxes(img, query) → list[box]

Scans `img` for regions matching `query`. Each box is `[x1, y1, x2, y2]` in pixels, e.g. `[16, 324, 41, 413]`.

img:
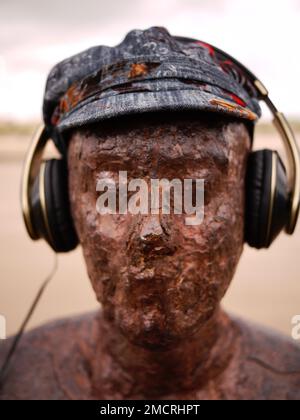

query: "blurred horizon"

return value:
[1, 0, 300, 122]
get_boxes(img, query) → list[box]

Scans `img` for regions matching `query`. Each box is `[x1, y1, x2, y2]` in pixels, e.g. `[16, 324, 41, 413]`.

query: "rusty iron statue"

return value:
[1, 27, 300, 399]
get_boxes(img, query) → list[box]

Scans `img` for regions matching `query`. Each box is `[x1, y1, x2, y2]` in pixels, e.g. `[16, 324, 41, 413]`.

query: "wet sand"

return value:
[0, 133, 299, 337]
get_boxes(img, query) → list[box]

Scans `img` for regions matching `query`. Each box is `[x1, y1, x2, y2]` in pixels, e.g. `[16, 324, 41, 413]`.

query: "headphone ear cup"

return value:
[43, 159, 78, 252]
[245, 149, 289, 249]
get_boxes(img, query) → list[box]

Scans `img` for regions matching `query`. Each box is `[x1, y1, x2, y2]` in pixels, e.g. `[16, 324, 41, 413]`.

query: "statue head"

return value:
[66, 110, 252, 350]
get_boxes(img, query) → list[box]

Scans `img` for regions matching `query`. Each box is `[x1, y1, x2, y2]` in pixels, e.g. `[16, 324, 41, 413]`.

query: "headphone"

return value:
[21, 38, 300, 252]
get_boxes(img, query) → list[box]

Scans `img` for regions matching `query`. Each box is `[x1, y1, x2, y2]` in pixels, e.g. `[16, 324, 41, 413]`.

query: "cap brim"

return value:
[57, 88, 259, 132]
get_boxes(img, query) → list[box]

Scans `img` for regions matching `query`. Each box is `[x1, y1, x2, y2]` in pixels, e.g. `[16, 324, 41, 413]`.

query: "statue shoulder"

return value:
[231, 315, 300, 400]
[0, 311, 98, 400]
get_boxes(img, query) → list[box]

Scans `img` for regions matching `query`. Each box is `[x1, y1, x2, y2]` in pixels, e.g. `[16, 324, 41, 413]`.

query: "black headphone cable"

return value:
[0, 253, 58, 389]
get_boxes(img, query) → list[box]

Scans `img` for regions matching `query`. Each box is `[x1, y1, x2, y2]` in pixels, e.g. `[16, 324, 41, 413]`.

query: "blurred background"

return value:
[0, 0, 299, 337]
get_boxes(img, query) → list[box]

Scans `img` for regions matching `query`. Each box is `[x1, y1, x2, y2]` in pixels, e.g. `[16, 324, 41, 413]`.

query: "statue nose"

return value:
[138, 216, 174, 256]
[140, 216, 163, 242]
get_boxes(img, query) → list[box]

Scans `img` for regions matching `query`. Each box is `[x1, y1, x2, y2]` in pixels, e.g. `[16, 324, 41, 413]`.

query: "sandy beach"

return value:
[0, 130, 299, 338]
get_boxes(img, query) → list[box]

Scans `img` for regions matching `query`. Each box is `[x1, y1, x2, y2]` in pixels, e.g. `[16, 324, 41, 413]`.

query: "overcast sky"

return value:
[1, 0, 300, 121]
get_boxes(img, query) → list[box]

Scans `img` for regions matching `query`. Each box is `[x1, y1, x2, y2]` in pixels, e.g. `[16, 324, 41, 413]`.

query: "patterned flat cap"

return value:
[43, 26, 261, 150]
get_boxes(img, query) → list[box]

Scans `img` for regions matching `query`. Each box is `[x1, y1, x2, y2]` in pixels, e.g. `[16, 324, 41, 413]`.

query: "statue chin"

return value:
[114, 303, 213, 350]
[121, 326, 183, 351]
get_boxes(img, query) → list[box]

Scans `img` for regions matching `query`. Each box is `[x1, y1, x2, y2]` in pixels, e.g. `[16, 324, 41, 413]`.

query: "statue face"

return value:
[67, 112, 251, 349]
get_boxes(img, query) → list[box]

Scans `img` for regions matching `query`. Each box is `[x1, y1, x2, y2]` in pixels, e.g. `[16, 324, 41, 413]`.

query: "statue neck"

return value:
[90, 307, 238, 398]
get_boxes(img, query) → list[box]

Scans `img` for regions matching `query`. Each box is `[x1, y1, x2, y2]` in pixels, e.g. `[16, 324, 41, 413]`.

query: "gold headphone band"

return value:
[273, 112, 300, 233]
[21, 125, 49, 239]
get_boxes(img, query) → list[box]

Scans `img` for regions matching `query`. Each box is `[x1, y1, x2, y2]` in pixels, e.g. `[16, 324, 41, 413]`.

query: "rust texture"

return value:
[1, 111, 300, 400]
[128, 63, 149, 78]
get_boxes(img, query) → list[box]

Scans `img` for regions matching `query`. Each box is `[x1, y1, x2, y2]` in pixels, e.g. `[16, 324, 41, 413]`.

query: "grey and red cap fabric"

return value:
[43, 26, 261, 150]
